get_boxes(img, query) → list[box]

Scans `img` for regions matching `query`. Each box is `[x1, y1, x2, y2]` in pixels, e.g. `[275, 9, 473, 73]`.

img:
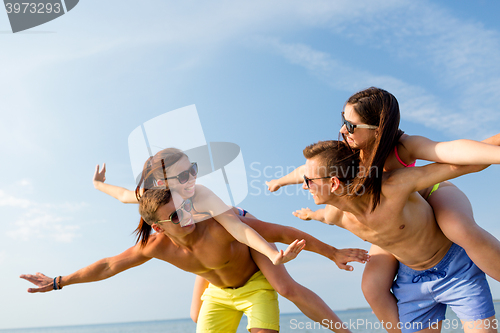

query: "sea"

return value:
[3, 304, 499, 333]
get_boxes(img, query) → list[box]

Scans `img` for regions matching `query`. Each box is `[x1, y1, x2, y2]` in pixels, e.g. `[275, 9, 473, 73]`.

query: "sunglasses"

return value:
[341, 112, 378, 134]
[166, 162, 198, 184]
[303, 175, 331, 189]
[156, 198, 193, 225]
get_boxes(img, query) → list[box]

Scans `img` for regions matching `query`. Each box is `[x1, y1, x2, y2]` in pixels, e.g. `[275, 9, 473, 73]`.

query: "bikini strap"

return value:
[394, 146, 416, 168]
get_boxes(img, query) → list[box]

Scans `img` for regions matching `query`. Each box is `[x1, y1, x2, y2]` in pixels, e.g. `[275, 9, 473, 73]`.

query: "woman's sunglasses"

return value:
[167, 162, 198, 184]
[156, 198, 193, 225]
[341, 112, 378, 134]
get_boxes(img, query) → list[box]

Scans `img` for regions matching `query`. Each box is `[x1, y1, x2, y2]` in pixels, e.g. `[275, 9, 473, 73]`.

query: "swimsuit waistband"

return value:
[397, 243, 462, 275]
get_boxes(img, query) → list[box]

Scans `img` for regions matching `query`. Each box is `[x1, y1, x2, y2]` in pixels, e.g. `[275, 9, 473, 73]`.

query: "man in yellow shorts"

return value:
[21, 188, 367, 333]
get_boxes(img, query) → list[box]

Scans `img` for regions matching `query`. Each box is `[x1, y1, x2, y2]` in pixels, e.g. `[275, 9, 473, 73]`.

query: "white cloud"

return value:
[252, 1, 500, 138]
[2, 0, 500, 141]
[0, 190, 84, 243]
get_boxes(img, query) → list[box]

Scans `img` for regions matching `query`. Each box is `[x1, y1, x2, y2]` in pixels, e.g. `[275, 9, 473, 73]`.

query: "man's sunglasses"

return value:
[303, 175, 331, 189]
[156, 198, 193, 225]
[166, 162, 198, 184]
[341, 112, 378, 134]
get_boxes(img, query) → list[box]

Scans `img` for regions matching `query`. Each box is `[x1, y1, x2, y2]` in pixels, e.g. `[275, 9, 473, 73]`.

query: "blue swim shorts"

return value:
[392, 243, 495, 333]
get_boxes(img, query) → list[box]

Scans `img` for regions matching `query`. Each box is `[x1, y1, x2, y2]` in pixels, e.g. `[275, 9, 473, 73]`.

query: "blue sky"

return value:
[2, 0, 500, 329]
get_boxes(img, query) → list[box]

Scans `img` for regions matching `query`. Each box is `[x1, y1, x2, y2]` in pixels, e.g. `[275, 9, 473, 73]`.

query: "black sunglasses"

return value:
[156, 198, 193, 225]
[166, 162, 198, 184]
[341, 112, 378, 134]
[303, 175, 331, 189]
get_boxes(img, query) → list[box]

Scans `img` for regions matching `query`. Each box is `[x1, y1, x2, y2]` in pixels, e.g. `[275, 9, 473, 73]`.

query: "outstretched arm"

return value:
[93, 164, 141, 204]
[389, 161, 483, 197]
[195, 185, 305, 265]
[241, 216, 369, 271]
[266, 165, 305, 192]
[293, 208, 327, 223]
[20, 245, 151, 293]
[402, 133, 500, 166]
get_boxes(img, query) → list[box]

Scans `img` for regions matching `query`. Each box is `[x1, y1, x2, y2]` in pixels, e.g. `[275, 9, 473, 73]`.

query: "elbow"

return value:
[471, 165, 489, 173]
[459, 164, 488, 174]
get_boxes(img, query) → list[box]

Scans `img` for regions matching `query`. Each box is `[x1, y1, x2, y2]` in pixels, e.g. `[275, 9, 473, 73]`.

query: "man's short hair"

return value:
[139, 188, 173, 225]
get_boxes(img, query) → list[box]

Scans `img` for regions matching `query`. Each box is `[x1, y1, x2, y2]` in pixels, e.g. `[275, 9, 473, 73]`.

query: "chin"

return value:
[183, 188, 195, 198]
[312, 196, 323, 205]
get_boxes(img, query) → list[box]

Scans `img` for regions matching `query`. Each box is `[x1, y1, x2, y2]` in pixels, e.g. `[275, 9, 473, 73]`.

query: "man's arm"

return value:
[293, 208, 327, 223]
[240, 216, 369, 271]
[389, 133, 500, 197]
[388, 161, 483, 197]
[20, 244, 152, 293]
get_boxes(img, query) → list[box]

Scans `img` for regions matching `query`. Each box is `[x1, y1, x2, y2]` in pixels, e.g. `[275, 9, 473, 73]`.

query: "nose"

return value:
[181, 209, 192, 223]
[302, 181, 308, 190]
[339, 124, 348, 134]
[187, 173, 196, 183]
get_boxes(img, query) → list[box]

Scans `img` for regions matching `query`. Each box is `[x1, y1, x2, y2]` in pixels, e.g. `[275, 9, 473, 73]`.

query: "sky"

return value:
[2, 0, 500, 330]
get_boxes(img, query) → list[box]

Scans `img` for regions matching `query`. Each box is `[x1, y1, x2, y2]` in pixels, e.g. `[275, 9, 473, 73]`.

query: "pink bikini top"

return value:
[394, 146, 416, 167]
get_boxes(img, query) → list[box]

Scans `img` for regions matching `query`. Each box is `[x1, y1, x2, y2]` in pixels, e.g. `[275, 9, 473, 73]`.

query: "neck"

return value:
[359, 148, 370, 163]
[325, 192, 372, 216]
[163, 224, 203, 249]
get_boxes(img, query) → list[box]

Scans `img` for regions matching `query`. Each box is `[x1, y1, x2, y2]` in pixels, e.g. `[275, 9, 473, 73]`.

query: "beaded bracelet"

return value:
[53, 276, 63, 290]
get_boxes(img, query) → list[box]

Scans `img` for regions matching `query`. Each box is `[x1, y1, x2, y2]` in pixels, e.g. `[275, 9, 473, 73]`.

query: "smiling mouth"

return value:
[181, 218, 194, 227]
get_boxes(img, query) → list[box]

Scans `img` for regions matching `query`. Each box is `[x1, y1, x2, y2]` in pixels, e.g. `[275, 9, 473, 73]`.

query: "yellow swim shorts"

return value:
[196, 271, 279, 333]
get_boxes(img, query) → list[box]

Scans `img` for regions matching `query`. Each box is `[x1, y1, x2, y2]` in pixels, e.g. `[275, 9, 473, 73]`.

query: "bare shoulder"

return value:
[201, 218, 236, 243]
[141, 233, 174, 257]
[194, 184, 211, 196]
[324, 205, 343, 225]
[380, 168, 417, 201]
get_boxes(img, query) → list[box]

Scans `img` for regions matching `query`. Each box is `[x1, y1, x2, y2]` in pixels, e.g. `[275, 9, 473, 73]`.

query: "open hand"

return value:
[93, 163, 106, 188]
[265, 180, 281, 192]
[292, 208, 314, 220]
[20, 272, 55, 293]
[333, 248, 370, 271]
[272, 239, 306, 265]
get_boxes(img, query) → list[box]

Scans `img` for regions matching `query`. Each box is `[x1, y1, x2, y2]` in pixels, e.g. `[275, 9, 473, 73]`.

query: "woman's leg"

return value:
[361, 244, 401, 333]
[427, 181, 500, 281]
[250, 247, 351, 333]
[190, 275, 210, 323]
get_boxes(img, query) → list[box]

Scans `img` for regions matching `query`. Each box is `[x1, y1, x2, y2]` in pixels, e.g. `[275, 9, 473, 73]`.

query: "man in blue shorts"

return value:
[296, 140, 497, 333]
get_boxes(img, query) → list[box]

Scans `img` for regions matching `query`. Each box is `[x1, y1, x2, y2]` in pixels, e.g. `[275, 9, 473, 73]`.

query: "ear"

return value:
[151, 223, 162, 233]
[330, 177, 341, 193]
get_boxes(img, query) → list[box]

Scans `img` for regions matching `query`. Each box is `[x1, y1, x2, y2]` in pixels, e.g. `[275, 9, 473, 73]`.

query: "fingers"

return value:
[20, 272, 54, 292]
[292, 208, 310, 220]
[265, 181, 279, 192]
[27, 284, 53, 293]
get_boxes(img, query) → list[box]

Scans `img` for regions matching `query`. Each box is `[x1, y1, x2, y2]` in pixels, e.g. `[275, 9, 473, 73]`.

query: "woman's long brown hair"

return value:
[133, 148, 187, 247]
[342, 87, 404, 211]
